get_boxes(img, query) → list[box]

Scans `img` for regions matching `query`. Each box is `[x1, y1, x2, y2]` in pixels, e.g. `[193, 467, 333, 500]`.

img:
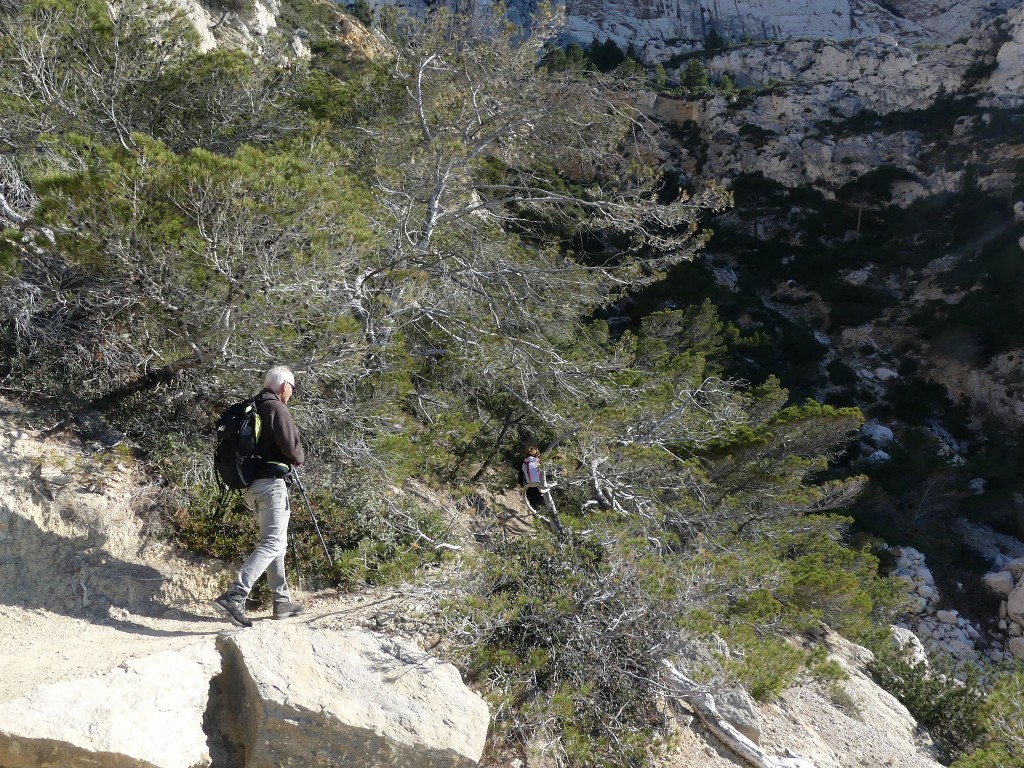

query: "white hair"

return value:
[264, 365, 295, 390]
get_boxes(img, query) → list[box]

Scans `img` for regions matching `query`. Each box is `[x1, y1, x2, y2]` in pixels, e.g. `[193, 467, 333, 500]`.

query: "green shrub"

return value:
[277, 0, 343, 36]
[212, 0, 253, 13]
[725, 635, 807, 700]
[680, 59, 710, 88]
[446, 530, 673, 768]
[588, 37, 625, 73]
[155, 433, 450, 592]
[955, 668, 1024, 768]
[868, 642, 985, 762]
[348, 0, 372, 26]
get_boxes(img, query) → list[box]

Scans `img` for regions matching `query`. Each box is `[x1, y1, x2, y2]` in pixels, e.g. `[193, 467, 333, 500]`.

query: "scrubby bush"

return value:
[446, 529, 673, 767]
[868, 642, 986, 762]
[955, 668, 1024, 768]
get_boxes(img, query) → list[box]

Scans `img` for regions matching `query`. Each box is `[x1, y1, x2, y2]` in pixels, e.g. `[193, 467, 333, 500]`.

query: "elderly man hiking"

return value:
[214, 366, 305, 628]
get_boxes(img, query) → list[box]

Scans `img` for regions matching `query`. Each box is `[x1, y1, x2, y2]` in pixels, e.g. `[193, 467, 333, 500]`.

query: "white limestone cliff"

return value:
[622, 5, 1024, 205]
[164, 0, 280, 52]
[386, 0, 1017, 62]
[983, 2, 1024, 107]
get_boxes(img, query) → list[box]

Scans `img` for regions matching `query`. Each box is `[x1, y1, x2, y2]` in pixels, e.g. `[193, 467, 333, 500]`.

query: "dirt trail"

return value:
[0, 399, 416, 703]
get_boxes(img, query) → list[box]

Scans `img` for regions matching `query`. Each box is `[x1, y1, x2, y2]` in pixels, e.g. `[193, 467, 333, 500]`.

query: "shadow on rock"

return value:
[0, 510, 213, 634]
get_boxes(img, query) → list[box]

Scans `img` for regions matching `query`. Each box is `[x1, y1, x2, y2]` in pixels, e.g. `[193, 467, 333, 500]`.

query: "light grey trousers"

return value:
[229, 478, 292, 603]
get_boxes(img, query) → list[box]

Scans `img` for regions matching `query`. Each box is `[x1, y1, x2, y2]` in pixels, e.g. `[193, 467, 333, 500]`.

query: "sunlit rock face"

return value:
[556, 0, 853, 60]
[165, 0, 281, 52]
[373, 0, 1017, 62]
[984, 2, 1024, 107]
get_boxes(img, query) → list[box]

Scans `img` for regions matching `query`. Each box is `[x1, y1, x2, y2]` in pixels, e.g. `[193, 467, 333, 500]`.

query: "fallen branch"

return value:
[662, 660, 816, 768]
[0, 192, 28, 226]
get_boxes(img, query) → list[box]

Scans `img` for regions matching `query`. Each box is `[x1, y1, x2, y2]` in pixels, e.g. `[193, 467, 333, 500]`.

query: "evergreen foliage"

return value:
[868, 643, 986, 762]
[588, 36, 625, 72]
[705, 27, 725, 51]
[0, 0, 300, 154]
[348, 0, 372, 26]
[680, 59, 710, 89]
[450, 531, 672, 766]
[955, 668, 1024, 768]
[653, 63, 668, 88]
[542, 38, 645, 82]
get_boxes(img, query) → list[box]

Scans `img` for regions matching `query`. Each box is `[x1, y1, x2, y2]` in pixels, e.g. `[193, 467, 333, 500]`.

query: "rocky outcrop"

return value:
[0, 625, 489, 768]
[0, 416, 488, 768]
[887, 537, 1024, 666]
[627, 5, 1024, 205]
[164, 0, 389, 62]
[680, 33, 991, 198]
[954, 517, 1024, 564]
[925, 346, 1024, 425]
[983, 2, 1024, 107]
[983, 555, 1024, 661]
[372, 0, 1009, 61]
[760, 631, 943, 768]
[0, 425, 224, 617]
[546, 0, 1002, 61]
[0, 641, 221, 768]
[165, 0, 282, 52]
[218, 624, 489, 768]
[560, 0, 856, 62]
[702, 36, 971, 99]
[664, 626, 946, 767]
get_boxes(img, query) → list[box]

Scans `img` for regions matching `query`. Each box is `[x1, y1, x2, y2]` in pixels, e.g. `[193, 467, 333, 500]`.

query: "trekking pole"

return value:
[290, 538, 302, 590]
[291, 468, 334, 565]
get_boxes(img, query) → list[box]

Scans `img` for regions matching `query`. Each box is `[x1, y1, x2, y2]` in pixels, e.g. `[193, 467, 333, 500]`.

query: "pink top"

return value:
[522, 456, 542, 485]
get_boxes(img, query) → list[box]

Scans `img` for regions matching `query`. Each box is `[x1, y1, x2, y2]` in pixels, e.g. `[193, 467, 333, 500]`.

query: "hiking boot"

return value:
[272, 601, 304, 620]
[214, 593, 252, 628]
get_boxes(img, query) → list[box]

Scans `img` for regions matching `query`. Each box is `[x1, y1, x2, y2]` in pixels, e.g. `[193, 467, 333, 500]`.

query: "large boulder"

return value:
[861, 420, 895, 446]
[217, 624, 488, 768]
[712, 687, 762, 745]
[0, 640, 220, 768]
[1008, 636, 1024, 661]
[985, 3, 1024, 108]
[983, 570, 1016, 597]
[890, 626, 928, 666]
[1007, 581, 1024, 625]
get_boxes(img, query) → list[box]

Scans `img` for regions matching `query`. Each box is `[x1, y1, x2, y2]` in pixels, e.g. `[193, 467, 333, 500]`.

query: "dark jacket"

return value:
[254, 388, 304, 478]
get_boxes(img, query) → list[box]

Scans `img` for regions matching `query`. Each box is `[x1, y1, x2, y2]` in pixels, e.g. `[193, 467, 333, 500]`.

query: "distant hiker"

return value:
[214, 366, 305, 628]
[520, 446, 545, 510]
[520, 446, 563, 534]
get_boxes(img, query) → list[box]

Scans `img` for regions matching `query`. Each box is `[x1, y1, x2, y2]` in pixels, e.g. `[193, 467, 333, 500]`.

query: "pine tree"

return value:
[680, 59, 710, 89]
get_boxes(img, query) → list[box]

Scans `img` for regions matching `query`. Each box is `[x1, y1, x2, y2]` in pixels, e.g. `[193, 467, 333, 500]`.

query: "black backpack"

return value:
[214, 398, 264, 490]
